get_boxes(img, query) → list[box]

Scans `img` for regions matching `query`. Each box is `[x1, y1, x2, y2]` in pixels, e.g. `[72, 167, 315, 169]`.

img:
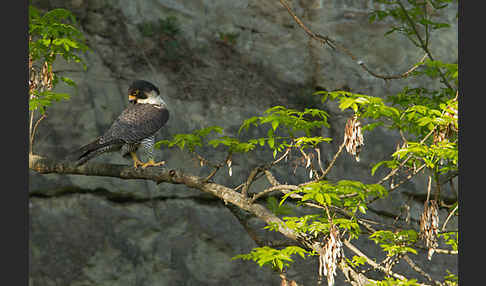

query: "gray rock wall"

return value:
[29, 0, 458, 285]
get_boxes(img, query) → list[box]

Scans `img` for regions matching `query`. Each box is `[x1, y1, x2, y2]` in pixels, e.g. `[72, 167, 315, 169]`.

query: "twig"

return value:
[376, 126, 435, 186]
[367, 163, 427, 205]
[278, 0, 430, 81]
[265, 170, 279, 186]
[402, 255, 436, 285]
[272, 147, 291, 166]
[358, 53, 427, 80]
[29, 110, 35, 154]
[441, 204, 458, 232]
[315, 147, 325, 176]
[390, 163, 427, 192]
[343, 240, 408, 282]
[194, 153, 223, 169]
[415, 244, 457, 255]
[203, 167, 220, 183]
[251, 184, 300, 203]
[434, 248, 457, 255]
[320, 141, 346, 179]
[242, 166, 262, 197]
[30, 113, 47, 154]
[278, 0, 336, 50]
[396, 0, 454, 90]
[301, 141, 345, 186]
[425, 175, 432, 202]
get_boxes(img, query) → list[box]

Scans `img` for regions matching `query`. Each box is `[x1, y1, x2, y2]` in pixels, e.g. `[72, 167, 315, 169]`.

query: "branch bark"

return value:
[30, 154, 302, 241]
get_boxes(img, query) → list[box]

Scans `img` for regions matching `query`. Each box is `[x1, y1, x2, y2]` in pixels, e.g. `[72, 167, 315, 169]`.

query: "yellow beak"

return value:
[128, 95, 137, 101]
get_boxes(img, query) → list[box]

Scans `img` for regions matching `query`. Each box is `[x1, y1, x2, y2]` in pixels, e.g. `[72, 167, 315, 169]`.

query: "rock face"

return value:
[29, 0, 458, 285]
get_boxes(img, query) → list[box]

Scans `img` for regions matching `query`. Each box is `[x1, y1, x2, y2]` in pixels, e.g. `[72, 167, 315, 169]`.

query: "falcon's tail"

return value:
[68, 137, 118, 166]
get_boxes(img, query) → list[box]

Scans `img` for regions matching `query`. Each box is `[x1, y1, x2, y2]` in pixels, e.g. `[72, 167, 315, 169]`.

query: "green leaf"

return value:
[371, 160, 390, 176]
[323, 193, 332, 205]
[279, 190, 301, 207]
[268, 137, 275, 149]
[271, 120, 279, 131]
[60, 76, 76, 87]
[339, 97, 355, 110]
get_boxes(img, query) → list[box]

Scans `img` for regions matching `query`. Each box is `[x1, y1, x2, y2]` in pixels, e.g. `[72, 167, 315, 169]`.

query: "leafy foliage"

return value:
[155, 126, 223, 152]
[369, 0, 453, 48]
[392, 140, 457, 173]
[208, 136, 258, 153]
[238, 106, 332, 158]
[232, 246, 310, 271]
[280, 180, 387, 215]
[369, 230, 419, 256]
[443, 270, 458, 286]
[438, 232, 458, 252]
[29, 90, 71, 114]
[346, 255, 367, 268]
[29, 5, 88, 114]
[29, 5, 88, 64]
[239, 106, 330, 137]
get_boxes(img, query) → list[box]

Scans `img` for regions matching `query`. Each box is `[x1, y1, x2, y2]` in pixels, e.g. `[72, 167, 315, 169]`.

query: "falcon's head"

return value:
[128, 80, 164, 105]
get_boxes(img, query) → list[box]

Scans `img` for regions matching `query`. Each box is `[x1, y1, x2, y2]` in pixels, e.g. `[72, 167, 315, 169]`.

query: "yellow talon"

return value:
[141, 159, 166, 169]
[130, 152, 144, 168]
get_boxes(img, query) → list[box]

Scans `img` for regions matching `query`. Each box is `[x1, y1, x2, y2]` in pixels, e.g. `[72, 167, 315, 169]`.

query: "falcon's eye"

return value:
[138, 92, 148, 99]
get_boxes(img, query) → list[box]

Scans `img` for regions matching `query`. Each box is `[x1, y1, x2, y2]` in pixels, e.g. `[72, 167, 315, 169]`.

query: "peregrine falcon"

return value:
[72, 80, 169, 168]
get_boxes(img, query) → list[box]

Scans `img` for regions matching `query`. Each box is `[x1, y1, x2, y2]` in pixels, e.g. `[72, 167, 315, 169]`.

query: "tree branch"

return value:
[396, 0, 454, 90]
[343, 241, 433, 286]
[251, 184, 300, 203]
[278, 0, 430, 81]
[30, 154, 303, 242]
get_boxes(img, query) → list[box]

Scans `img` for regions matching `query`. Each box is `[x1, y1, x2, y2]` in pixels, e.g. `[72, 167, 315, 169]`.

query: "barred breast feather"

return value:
[100, 103, 169, 145]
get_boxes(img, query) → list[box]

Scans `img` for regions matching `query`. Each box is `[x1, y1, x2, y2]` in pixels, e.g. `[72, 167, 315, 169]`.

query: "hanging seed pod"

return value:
[29, 66, 38, 97]
[227, 158, 232, 176]
[343, 115, 364, 162]
[41, 61, 53, 91]
[318, 224, 343, 286]
[435, 100, 458, 144]
[419, 199, 439, 260]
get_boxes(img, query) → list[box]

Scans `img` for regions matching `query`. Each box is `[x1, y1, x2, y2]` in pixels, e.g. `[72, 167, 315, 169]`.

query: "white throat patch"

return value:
[137, 90, 167, 106]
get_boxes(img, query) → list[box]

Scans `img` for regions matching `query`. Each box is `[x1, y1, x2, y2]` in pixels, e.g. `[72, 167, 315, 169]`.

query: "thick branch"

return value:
[30, 154, 301, 242]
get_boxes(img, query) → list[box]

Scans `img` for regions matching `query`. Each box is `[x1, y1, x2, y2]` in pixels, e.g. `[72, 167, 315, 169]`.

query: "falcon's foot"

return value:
[141, 159, 166, 169]
[130, 152, 145, 168]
